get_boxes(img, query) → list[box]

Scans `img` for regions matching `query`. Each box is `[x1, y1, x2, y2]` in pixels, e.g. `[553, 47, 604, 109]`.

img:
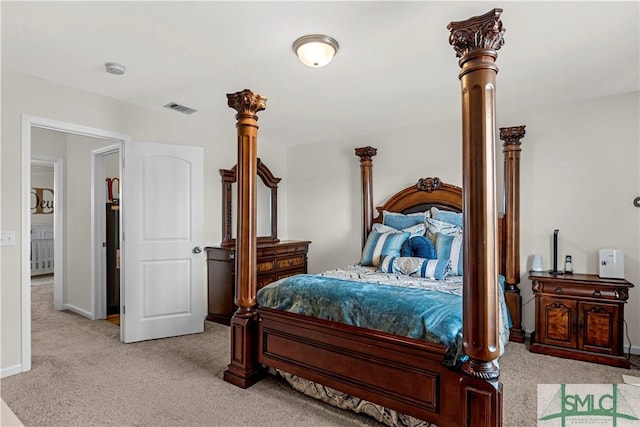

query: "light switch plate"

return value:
[0, 231, 17, 246]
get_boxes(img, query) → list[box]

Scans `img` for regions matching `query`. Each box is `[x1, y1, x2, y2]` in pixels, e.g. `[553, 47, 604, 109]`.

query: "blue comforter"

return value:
[257, 274, 469, 365]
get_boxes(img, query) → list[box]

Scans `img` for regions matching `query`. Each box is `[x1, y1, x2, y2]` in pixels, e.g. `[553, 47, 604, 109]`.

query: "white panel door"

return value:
[122, 141, 204, 343]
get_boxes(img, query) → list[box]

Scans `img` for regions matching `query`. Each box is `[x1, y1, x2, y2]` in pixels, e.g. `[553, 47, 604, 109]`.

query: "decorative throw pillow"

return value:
[435, 232, 463, 276]
[360, 230, 411, 267]
[382, 210, 429, 230]
[431, 207, 463, 228]
[373, 222, 425, 239]
[378, 256, 452, 280]
[425, 217, 462, 243]
[401, 236, 436, 259]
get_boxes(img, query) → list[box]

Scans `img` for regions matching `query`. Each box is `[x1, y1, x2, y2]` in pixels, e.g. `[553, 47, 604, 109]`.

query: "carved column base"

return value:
[461, 358, 500, 381]
[223, 312, 263, 389]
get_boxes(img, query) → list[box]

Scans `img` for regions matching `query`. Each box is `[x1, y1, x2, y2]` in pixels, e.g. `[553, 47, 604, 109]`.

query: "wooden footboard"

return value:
[257, 308, 502, 427]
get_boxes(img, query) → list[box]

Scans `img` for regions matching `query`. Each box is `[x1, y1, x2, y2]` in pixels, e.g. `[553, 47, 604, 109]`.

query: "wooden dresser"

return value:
[529, 272, 634, 368]
[206, 240, 310, 325]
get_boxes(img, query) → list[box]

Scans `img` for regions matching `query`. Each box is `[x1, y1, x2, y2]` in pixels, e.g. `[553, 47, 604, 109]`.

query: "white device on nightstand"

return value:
[599, 249, 624, 279]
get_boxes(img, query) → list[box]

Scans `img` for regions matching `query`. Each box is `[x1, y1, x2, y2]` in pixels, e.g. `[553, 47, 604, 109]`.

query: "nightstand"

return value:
[529, 272, 634, 368]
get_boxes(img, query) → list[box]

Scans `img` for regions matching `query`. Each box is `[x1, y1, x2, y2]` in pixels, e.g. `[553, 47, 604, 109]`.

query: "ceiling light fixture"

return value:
[104, 62, 126, 75]
[292, 34, 339, 68]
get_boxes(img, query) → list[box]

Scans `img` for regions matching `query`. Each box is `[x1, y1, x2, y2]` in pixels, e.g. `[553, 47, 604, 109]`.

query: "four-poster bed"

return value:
[222, 9, 524, 427]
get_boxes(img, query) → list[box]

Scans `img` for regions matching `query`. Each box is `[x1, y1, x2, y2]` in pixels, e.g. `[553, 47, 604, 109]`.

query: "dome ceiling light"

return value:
[292, 34, 339, 68]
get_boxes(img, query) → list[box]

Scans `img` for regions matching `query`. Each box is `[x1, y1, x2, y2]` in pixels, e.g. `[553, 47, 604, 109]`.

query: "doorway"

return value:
[29, 156, 62, 312]
[92, 146, 121, 324]
[21, 115, 205, 372]
[21, 115, 128, 372]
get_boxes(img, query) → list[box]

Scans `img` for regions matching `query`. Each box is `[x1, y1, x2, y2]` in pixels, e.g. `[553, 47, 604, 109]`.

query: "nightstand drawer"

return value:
[535, 282, 624, 301]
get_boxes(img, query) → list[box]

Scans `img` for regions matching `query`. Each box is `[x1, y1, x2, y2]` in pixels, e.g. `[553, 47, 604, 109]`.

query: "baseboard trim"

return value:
[0, 364, 23, 378]
[62, 303, 93, 319]
[629, 345, 640, 355]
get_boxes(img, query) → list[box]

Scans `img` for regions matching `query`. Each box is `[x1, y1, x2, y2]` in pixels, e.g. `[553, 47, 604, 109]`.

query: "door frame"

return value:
[21, 114, 129, 372]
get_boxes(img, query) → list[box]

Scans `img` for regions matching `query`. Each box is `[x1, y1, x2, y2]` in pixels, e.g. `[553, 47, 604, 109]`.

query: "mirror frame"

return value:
[220, 158, 280, 248]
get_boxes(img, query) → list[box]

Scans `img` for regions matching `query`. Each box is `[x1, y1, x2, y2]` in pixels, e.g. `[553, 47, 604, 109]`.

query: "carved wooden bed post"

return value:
[223, 89, 267, 388]
[355, 146, 378, 248]
[448, 9, 505, 381]
[500, 125, 526, 343]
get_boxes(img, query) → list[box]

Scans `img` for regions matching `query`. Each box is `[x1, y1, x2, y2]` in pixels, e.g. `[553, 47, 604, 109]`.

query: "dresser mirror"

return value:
[220, 159, 280, 247]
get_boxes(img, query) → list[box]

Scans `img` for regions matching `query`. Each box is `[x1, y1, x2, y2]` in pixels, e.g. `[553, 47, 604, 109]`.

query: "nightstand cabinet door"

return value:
[578, 301, 620, 356]
[538, 296, 577, 349]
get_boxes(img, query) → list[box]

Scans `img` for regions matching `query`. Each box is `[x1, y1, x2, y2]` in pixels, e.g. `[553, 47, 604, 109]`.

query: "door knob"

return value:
[634, 197, 640, 208]
[193, 246, 202, 254]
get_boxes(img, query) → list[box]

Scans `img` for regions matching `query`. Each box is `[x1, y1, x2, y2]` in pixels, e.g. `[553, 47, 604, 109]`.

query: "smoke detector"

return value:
[104, 62, 126, 75]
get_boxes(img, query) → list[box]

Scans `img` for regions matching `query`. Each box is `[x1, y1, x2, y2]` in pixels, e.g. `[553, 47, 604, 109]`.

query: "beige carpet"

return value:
[1, 284, 637, 426]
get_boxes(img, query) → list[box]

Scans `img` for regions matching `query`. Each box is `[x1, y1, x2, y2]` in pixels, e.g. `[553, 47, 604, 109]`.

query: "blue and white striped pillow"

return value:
[435, 232, 464, 276]
[378, 256, 452, 280]
[360, 230, 411, 267]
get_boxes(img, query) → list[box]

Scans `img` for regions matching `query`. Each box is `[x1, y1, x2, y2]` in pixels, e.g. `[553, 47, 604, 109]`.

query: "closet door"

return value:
[121, 140, 204, 343]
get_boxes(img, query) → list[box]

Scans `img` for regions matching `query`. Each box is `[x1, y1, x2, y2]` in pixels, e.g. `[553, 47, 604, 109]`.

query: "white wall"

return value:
[286, 91, 640, 350]
[1, 69, 287, 375]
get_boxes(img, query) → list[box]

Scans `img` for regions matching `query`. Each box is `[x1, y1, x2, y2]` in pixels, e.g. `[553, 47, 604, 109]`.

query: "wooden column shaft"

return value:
[355, 146, 378, 248]
[235, 119, 259, 310]
[500, 125, 526, 343]
[499, 126, 525, 288]
[460, 61, 500, 363]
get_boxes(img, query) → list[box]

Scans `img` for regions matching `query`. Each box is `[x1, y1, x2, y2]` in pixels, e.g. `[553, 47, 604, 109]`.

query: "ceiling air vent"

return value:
[163, 102, 197, 115]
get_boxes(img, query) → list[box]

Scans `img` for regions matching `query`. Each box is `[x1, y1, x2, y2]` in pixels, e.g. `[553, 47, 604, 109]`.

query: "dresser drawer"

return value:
[277, 255, 305, 271]
[257, 260, 275, 274]
[258, 242, 308, 257]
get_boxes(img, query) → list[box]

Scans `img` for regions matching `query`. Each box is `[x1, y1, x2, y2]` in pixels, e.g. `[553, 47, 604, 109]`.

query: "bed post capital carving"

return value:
[499, 125, 526, 150]
[416, 177, 442, 193]
[355, 146, 377, 161]
[447, 8, 505, 59]
[227, 89, 267, 119]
